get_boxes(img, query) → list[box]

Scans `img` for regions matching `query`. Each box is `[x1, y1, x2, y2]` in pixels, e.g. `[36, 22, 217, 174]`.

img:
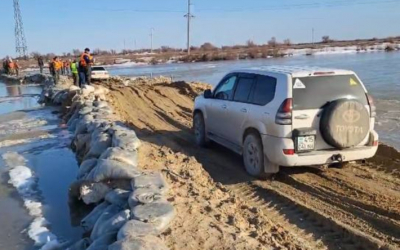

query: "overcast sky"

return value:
[1, 0, 400, 57]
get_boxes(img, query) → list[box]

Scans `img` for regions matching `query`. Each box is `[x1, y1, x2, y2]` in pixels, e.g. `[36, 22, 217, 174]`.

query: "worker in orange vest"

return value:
[8, 59, 15, 75]
[64, 60, 71, 75]
[14, 60, 20, 76]
[79, 48, 93, 86]
[53, 57, 62, 85]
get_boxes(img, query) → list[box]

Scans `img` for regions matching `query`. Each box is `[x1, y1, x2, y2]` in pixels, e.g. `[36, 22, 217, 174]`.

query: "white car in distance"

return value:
[193, 66, 378, 178]
[91, 66, 110, 80]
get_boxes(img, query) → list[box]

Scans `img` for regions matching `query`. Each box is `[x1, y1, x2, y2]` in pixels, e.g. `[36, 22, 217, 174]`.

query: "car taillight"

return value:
[366, 94, 376, 117]
[283, 149, 295, 155]
[276, 98, 293, 125]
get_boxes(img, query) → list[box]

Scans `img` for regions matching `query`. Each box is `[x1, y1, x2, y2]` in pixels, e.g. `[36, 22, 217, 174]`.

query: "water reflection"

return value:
[6, 84, 22, 97]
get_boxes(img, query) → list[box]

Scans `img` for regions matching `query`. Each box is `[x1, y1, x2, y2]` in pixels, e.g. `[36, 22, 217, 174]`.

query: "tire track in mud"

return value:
[272, 171, 400, 246]
[229, 180, 398, 250]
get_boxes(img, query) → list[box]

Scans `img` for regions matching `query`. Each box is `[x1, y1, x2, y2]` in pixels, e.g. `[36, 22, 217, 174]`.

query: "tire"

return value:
[193, 112, 208, 147]
[243, 133, 269, 178]
[320, 99, 370, 149]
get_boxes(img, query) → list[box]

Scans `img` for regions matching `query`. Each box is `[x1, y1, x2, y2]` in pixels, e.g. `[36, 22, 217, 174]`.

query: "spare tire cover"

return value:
[320, 99, 370, 149]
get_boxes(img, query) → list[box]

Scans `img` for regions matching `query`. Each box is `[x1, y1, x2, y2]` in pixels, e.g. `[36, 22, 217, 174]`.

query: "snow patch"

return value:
[2, 152, 60, 248]
[0, 134, 55, 148]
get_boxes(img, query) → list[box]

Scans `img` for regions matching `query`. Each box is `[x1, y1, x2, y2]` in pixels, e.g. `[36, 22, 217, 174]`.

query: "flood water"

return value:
[0, 51, 399, 249]
[0, 83, 82, 249]
[108, 51, 400, 149]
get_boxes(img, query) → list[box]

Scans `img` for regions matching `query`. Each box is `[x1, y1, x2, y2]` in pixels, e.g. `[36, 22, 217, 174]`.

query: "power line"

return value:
[195, 0, 400, 12]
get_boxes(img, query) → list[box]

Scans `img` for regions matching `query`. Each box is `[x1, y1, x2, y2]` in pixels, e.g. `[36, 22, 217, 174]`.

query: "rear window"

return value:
[292, 75, 367, 110]
[92, 67, 106, 71]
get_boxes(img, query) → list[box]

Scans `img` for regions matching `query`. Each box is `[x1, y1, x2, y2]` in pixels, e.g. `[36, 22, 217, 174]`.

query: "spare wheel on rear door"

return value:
[320, 99, 370, 149]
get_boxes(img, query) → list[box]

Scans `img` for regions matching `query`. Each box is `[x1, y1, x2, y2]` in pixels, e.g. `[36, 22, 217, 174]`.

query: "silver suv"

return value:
[193, 66, 378, 177]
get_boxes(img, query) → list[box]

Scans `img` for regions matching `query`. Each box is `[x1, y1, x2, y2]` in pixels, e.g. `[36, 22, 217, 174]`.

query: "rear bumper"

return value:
[91, 75, 110, 80]
[262, 131, 378, 167]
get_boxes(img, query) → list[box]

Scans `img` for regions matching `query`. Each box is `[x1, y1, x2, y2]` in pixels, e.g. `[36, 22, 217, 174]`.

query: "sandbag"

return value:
[86, 159, 141, 182]
[99, 147, 138, 167]
[67, 110, 80, 127]
[79, 107, 93, 115]
[108, 236, 168, 250]
[93, 101, 109, 108]
[68, 118, 79, 132]
[86, 233, 117, 250]
[88, 120, 112, 134]
[77, 159, 98, 180]
[117, 220, 157, 240]
[80, 182, 111, 205]
[85, 133, 111, 159]
[131, 173, 168, 194]
[82, 85, 95, 96]
[81, 201, 110, 232]
[93, 107, 113, 114]
[105, 189, 131, 208]
[75, 115, 95, 136]
[66, 238, 91, 250]
[128, 186, 164, 208]
[112, 130, 141, 151]
[131, 202, 175, 232]
[91, 204, 122, 240]
[92, 210, 130, 239]
[74, 133, 91, 153]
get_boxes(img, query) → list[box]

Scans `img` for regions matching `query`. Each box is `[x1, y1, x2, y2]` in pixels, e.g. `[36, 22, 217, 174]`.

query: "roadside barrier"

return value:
[41, 82, 174, 250]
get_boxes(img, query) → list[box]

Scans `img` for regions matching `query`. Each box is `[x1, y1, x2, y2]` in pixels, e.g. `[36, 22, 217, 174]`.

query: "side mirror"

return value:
[204, 89, 213, 99]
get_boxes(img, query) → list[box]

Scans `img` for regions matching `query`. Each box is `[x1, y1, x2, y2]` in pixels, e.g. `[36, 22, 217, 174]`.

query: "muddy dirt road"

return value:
[104, 78, 400, 250]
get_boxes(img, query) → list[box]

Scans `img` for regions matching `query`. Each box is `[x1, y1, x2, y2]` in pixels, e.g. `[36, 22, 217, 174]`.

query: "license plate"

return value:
[297, 136, 315, 152]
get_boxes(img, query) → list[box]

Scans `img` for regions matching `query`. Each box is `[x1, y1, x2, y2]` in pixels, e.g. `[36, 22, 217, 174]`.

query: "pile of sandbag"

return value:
[41, 83, 174, 250]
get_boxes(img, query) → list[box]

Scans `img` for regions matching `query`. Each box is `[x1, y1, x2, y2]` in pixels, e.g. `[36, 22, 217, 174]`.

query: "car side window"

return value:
[233, 77, 255, 103]
[251, 75, 277, 105]
[214, 76, 237, 100]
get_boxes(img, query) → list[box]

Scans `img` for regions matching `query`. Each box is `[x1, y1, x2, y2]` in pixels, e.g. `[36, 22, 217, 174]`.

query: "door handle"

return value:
[240, 108, 247, 113]
[294, 114, 310, 120]
[221, 104, 227, 109]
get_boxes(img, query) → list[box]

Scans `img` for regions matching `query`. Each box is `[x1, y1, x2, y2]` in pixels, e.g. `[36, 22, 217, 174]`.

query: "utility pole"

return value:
[312, 28, 315, 45]
[124, 39, 126, 51]
[134, 39, 137, 51]
[184, 0, 194, 55]
[13, 0, 28, 58]
[150, 28, 154, 53]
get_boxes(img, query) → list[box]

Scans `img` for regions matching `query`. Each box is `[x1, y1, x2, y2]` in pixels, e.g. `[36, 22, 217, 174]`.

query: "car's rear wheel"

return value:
[243, 133, 273, 178]
[193, 112, 208, 147]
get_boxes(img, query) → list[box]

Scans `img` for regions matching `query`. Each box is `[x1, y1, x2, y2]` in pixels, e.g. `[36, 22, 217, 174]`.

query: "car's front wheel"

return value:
[193, 112, 208, 147]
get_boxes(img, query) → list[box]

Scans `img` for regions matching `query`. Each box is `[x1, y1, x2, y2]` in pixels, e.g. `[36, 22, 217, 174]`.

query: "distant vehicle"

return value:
[91, 66, 110, 80]
[193, 66, 378, 178]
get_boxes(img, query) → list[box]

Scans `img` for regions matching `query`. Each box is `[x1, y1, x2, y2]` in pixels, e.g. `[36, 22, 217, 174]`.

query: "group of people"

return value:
[39, 48, 94, 87]
[2, 57, 21, 76]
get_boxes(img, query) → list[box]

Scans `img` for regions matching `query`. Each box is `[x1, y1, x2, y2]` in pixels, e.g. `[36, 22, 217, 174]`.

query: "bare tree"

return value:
[110, 49, 117, 55]
[246, 40, 256, 48]
[200, 42, 217, 51]
[72, 49, 81, 56]
[283, 39, 291, 46]
[268, 37, 278, 47]
[322, 36, 331, 43]
[30, 51, 42, 59]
